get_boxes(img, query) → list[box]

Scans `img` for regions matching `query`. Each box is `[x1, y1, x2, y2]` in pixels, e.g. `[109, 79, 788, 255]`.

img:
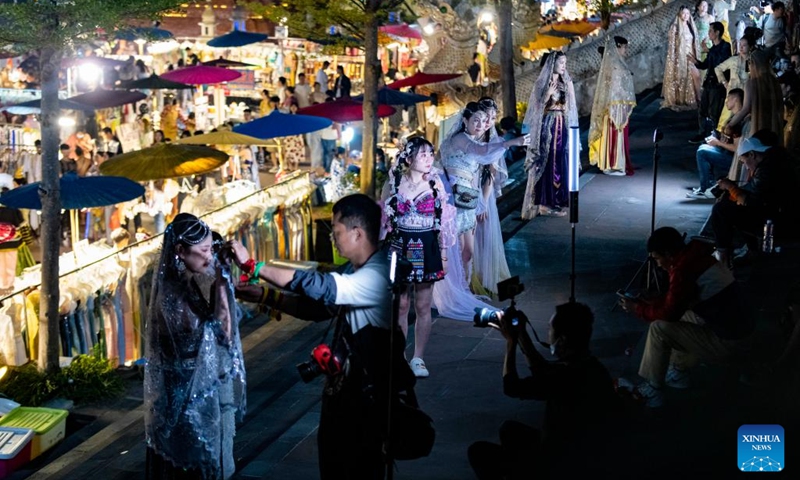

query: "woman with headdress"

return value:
[521, 51, 578, 219]
[381, 137, 456, 378]
[440, 102, 529, 280]
[724, 48, 784, 181]
[144, 213, 246, 479]
[589, 37, 637, 176]
[472, 97, 512, 297]
[662, 6, 700, 109]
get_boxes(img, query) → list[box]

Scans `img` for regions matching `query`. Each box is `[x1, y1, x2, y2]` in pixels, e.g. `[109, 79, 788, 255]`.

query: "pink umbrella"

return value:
[297, 99, 396, 123]
[379, 24, 422, 40]
[387, 72, 462, 90]
[161, 65, 242, 85]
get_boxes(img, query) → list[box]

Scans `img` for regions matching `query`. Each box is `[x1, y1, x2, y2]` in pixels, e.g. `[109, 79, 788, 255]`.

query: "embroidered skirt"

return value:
[388, 228, 444, 283]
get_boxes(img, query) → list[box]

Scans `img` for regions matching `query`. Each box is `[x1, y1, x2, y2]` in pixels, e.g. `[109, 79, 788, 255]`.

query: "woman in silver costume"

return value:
[144, 213, 246, 480]
[662, 6, 700, 109]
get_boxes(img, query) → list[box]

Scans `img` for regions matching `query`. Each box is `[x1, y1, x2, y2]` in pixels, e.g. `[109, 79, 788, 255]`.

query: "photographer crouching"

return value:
[468, 302, 621, 479]
[226, 194, 415, 480]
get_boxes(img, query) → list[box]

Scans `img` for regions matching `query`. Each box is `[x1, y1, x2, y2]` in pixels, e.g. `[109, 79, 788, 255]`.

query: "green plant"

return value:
[0, 353, 124, 407]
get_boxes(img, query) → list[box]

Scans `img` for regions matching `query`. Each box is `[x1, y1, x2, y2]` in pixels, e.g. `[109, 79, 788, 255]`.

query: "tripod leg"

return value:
[611, 258, 650, 312]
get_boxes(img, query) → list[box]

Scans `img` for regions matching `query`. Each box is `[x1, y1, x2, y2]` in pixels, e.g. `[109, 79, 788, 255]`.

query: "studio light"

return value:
[568, 125, 580, 193]
[342, 127, 354, 145]
[58, 116, 76, 127]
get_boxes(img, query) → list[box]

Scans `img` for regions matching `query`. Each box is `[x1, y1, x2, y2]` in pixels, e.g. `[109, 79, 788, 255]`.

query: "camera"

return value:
[296, 344, 343, 383]
[473, 276, 527, 328]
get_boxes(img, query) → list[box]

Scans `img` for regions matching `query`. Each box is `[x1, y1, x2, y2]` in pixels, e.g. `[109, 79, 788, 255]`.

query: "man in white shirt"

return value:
[713, 0, 737, 45]
[295, 73, 312, 108]
[315, 61, 330, 93]
[229, 194, 413, 480]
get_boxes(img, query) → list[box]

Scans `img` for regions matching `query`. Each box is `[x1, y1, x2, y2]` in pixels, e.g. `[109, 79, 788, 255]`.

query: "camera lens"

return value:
[473, 307, 498, 328]
[297, 361, 322, 383]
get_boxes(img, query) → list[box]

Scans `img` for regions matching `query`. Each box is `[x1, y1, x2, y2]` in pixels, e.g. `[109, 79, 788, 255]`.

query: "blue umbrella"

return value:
[353, 87, 431, 107]
[0, 173, 144, 210]
[233, 110, 332, 140]
[208, 29, 268, 48]
[115, 27, 174, 42]
[5, 98, 95, 115]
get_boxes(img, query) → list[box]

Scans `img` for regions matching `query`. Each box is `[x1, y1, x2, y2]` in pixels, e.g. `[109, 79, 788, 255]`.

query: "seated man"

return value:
[687, 89, 746, 199]
[620, 227, 754, 407]
[468, 303, 621, 479]
[711, 134, 797, 265]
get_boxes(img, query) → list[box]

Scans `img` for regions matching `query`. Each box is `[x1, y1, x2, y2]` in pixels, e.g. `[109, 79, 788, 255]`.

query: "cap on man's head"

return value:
[737, 137, 770, 156]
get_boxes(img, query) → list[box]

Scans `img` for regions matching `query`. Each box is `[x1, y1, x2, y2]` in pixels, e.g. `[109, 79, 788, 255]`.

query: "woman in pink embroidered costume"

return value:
[381, 137, 456, 378]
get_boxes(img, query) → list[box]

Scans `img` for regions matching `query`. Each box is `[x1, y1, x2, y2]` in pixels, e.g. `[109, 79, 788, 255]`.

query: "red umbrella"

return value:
[297, 99, 396, 123]
[379, 24, 422, 40]
[67, 89, 146, 109]
[161, 65, 241, 85]
[387, 72, 462, 90]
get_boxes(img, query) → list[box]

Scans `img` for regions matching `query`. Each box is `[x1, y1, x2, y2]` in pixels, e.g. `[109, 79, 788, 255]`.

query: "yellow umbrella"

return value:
[543, 21, 599, 37]
[99, 143, 229, 181]
[175, 130, 268, 146]
[526, 35, 570, 51]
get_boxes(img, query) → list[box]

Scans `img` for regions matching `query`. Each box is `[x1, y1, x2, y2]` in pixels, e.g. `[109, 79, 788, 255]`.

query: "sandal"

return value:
[409, 357, 430, 378]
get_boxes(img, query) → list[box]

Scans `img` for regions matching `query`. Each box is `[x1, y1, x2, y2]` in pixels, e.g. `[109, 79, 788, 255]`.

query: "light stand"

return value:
[615, 128, 663, 308]
[568, 126, 580, 303]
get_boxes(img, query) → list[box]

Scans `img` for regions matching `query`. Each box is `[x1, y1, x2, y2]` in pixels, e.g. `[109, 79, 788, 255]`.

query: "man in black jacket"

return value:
[468, 303, 620, 479]
[689, 22, 731, 143]
[334, 65, 352, 99]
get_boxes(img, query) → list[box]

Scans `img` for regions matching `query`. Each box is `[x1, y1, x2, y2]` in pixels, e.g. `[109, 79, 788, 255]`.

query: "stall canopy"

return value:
[161, 65, 242, 85]
[386, 72, 462, 89]
[353, 87, 430, 106]
[99, 143, 229, 181]
[119, 73, 194, 90]
[175, 131, 266, 146]
[207, 29, 268, 48]
[67, 89, 146, 109]
[525, 34, 571, 50]
[297, 99, 395, 123]
[233, 110, 333, 140]
[541, 20, 599, 38]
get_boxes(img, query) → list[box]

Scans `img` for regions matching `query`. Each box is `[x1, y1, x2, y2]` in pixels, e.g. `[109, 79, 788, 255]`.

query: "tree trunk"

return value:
[360, 9, 380, 198]
[37, 46, 63, 373]
[498, 0, 517, 121]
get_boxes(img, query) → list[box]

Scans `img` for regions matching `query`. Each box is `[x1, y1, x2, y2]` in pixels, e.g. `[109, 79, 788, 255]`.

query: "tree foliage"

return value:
[0, 0, 181, 50]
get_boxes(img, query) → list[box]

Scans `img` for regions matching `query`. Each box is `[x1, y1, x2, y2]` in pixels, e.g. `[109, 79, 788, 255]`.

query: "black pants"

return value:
[711, 198, 765, 250]
[698, 83, 727, 134]
[468, 421, 543, 480]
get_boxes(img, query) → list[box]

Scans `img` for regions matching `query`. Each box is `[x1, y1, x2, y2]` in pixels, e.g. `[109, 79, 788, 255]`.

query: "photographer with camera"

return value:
[227, 194, 415, 480]
[619, 227, 753, 408]
[468, 302, 620, 479]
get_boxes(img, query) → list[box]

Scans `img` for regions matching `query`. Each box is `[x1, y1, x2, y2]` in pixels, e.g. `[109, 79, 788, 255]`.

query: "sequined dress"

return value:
[662, 19, 698, 110]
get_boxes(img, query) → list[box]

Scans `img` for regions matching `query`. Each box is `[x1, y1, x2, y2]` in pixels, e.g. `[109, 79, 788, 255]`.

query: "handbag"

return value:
[444, 168, 479, 210]
[388, 389, 436, 460]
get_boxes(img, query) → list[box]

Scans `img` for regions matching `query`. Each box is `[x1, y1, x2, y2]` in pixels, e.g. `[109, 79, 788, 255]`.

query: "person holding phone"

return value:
[619, 227, 753, 408]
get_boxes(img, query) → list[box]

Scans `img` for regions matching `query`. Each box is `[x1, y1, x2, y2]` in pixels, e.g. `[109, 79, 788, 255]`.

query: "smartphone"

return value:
[616, 289, 637, 300]
[521, 123, 530, 135]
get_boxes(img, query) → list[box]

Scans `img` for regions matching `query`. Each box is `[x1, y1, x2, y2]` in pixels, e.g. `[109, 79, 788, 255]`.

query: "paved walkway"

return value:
[9, 97, 799, 479]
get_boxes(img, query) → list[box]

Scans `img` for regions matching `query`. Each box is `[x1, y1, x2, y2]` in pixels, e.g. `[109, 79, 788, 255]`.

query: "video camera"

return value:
[473, 276, 528, 329]
[297, 344, 343, 383]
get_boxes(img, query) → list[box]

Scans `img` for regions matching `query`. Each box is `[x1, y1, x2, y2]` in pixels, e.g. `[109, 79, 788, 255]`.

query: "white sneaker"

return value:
[603, 169, 626, 176]
[665, 365, 691, 389]
[635, 382, 664, 408]
[409, 357, 430, 378]
[686, 188, 712, 199]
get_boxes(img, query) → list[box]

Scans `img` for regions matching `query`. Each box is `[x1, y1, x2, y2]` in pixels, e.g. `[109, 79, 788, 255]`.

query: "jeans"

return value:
[710, 198, 765, 250]
[321, 139, 336, 173]
[696, 144, 733, 191]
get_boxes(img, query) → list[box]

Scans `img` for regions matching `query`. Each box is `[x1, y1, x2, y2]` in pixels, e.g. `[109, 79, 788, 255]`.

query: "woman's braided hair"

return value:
[388, 136, 443, 246]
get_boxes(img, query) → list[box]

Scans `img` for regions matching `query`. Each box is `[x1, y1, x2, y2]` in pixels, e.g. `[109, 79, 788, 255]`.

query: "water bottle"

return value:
[762, 220, 774, 253]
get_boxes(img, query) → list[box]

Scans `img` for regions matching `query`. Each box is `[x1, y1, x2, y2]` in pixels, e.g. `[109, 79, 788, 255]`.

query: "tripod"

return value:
[614, 129, 663, 309]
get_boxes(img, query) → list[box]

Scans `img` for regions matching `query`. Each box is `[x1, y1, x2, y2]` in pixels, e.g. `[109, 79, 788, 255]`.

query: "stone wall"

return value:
[514, 0, 759, 117]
